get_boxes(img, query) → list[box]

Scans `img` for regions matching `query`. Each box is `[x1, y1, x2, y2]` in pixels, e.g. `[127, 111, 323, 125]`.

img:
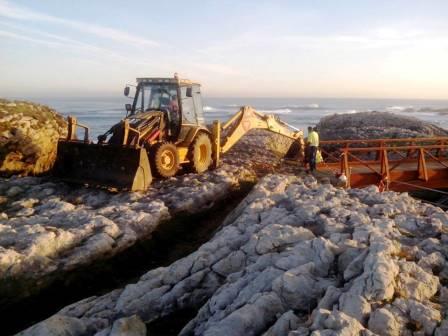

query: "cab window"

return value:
[181, 86, 196, 124]
[192, 84, 204, 124]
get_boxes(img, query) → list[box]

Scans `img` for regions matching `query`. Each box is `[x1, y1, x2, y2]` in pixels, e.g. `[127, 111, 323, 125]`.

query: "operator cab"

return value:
[124, 76, 205, 141]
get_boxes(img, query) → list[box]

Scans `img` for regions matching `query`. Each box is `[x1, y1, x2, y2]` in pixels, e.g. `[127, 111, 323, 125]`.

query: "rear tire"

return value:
[188, 132, 212, 174]
[150, 142, 179, 178]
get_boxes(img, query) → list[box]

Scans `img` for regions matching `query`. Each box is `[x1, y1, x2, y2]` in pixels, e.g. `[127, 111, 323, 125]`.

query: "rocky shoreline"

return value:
[18, 174, 448, 336]
[1, 103, 448, 335]
[0, 108, 298, 308]
[0, 163, 256, 304]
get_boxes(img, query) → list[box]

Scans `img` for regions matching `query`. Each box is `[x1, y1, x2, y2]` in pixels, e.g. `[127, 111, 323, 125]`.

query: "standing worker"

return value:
[308, 126, 319, 173]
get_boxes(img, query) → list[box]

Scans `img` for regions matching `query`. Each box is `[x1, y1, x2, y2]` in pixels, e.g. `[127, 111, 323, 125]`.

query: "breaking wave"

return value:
[203, 106, 219, 112]
[307, 103, 320, 109]
[277, 104, 321, 110]
[386, 106, 413, 112]
[258, 108, 293, 114]
[386, 106, 448, 115]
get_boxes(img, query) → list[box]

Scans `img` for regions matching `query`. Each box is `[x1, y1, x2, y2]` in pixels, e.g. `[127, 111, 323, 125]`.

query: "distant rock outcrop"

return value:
[317, 111, 448, 140]
[0, 99, 67, 176]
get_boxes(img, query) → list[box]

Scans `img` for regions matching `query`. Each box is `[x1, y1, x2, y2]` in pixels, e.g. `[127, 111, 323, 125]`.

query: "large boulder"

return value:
[0, 99, 67, 176]
[317, 111, 448, 140]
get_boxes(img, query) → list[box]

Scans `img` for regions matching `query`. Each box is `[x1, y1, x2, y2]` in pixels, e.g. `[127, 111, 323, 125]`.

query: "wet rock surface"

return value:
[20, 174, 448, 335]
[0, 100, 67, 176]
[317, 111, 448, 140]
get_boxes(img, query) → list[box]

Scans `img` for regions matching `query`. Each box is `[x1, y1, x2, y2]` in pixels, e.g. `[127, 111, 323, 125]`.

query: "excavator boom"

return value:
[211, 105, 304, 158]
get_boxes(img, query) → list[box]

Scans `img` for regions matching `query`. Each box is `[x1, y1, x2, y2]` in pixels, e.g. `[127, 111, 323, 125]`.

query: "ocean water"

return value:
[31, 96, 448, 140]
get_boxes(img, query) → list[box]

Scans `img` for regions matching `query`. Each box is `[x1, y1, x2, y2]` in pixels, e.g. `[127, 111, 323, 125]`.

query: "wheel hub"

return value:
[161, 150, 174, 169]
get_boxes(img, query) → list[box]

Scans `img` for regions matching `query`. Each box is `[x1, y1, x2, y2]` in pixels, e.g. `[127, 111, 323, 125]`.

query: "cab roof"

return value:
[136, 77, 201, 86]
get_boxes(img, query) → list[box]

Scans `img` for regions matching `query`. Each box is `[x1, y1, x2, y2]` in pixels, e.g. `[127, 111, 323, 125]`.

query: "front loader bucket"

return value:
[53, 141, 152, 191]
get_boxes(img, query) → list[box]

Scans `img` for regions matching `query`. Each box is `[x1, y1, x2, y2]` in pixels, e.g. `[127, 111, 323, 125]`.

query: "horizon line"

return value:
[4, 94, 448, 102]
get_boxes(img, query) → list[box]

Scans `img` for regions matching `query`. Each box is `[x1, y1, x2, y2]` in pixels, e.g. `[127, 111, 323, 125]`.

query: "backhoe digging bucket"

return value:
[283, 141, 302, 160]
[53, 141, 152, 191]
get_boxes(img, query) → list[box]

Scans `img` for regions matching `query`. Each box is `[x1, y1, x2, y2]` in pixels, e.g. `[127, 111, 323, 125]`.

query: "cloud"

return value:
[0, 23, 151, 69]
[0, 0, 159, 47]
[197, 25, 448, 58]
[0, 29, 63, 47]
[189, 62, 239, 76]
[0, 21, 240, 78]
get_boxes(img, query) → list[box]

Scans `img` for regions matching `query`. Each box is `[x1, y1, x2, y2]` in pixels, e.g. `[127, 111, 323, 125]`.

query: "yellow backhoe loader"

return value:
[53, 75, 304, 191]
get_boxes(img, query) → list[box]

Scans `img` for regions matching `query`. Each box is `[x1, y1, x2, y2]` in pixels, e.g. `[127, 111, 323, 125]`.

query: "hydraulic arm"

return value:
[211, 106, 304, 166]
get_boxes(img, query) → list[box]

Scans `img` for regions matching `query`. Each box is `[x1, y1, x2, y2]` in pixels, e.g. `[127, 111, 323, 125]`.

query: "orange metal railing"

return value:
[319, 137, 448, 163]
[318, 137, 448, 191]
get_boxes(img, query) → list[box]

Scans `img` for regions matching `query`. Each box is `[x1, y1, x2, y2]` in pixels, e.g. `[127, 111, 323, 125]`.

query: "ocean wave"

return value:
[414, 112, 438, 117]
[422, 107, 448, 115]
[386, 106, 448, 115]
[257, 108, 293, 114]
[322, 110, 359, 117]
[307, 103, 320, 109]
[277, 104, 321, 110]
[203, 106, 219, 112]
[332, 109, 358, 115]
[386, 106, 413, 112]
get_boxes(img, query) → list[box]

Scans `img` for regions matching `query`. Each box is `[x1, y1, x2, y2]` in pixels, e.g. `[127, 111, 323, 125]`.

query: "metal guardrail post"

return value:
[342, 151, 351, 188]
[418, 148, 429, 181]
[380, 148, 390, 186]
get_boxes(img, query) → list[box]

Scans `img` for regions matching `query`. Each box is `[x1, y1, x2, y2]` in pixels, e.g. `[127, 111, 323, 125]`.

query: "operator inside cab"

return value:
[154, 89, 180, 136]
[169, 94, 179, 113]
[167, 93, 180, 137]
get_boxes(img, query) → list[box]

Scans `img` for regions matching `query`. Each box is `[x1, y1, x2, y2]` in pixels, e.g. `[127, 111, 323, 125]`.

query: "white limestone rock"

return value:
[17, 315, 87, 336]
[106, 315, 146, 336]
[368, 307, 400, 336]
[262, 310, 301, 336]
[338, 292, 371, 324]
[310, 309, 366, 335]
[396, 261, 439, 301]
[14, 174, 447, 336]
[388, 298, 442, 336]
[0, 161, 253, 300]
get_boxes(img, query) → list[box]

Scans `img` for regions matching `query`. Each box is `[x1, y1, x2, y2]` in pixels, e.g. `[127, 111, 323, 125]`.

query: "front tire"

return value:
[188, 132, 212, 174]
[150, 142, 179, 178]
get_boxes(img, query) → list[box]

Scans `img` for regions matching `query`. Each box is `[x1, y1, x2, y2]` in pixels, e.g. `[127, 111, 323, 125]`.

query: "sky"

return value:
[1, 0, 448, 99]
